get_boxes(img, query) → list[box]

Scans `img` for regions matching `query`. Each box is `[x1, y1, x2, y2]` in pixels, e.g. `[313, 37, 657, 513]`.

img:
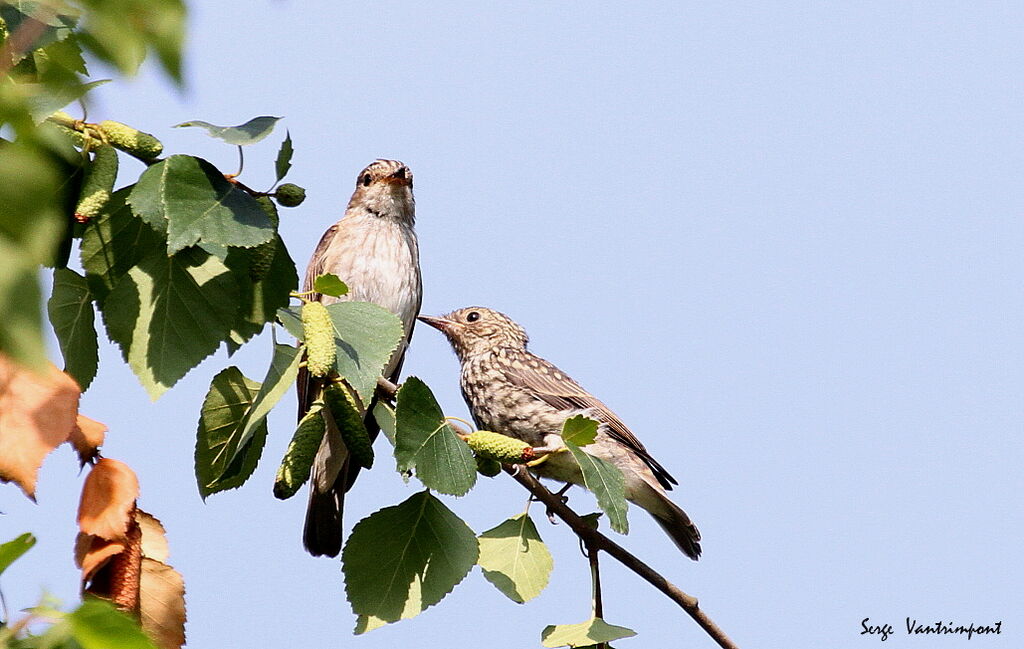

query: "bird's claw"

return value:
[543, 484, 572, 525]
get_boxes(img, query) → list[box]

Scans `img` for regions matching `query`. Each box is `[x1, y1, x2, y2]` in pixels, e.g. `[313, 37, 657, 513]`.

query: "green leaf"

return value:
[224, 237, 298, 349]
[194, 366, 267, 498]
[562, 416, 628, 534]
[373, 401, 397, 446]
[174, 116, 282, 145]
[74, 0, 185, 84]
[0, 533, 36, 576]
[69, 598, 157, 649]
[326, 302, 403, 405]
[28, 79, 110, 122]
[39, 33, 89, 75]
[47, 268, 98, 390]
[0, 140, 80, 360]
[541, 617, 637, 648]
[221, 343, 301, 472]
[80, 188, 165, 303]
[395, 377, 476, 496]
[143, 0, 186, 84]
[128, 155, 273, 254]
[101, 246, 239, 399]
[275, 131, 293, 181]
[354, 614, 389, 635]
[477, 513, 553, 604]
[0, 239, 46, 370]
[343, 490, 478, 624]
[312, 273, 348, 297]
[0, 139, 64, 265]
[278, 302, 404, 407]
[564, 439, 629, 535]
[562, 414, 599, 446]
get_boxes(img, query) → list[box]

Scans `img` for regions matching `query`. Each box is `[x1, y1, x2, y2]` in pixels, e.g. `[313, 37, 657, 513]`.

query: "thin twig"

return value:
[377, 375, 399, 398]
[586, 538, 603, 619]
[585, 538, 607, 649]
[507, 468, 740, 649]
[0, 583, 9, 623]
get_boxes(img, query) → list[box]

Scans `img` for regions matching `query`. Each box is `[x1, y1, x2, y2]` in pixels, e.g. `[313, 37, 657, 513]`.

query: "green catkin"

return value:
[301, 301, 335, 377]
[275, 182, 306, 207]
[97, 120, 163, 160]
[324, 384, 374, 469]
[466, 430, 535, 464]
[246, 196, 279, 281]
[74, 145, 118, 222]
[273, 407, 327, 500]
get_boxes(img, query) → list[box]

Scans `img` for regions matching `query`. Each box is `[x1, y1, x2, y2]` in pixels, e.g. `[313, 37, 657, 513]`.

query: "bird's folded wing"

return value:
[503, 351, 678, 488]
[302, 223, 340, 302]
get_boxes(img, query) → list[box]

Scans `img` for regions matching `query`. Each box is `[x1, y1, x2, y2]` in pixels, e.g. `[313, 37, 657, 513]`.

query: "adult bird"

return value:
[297, 159, 421, 557]
[418, 307, 701, 559]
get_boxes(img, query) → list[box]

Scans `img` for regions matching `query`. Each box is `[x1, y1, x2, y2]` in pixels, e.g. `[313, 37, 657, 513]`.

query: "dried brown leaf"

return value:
[77, 458, 140, 541]
[0, 356, 81, 499]
[75, 533, 126, 580]
[69, 413, 107, 465]
[81, 516, 143, 611]
[137, 509, 170, 563]
[140, 557, 187, 649]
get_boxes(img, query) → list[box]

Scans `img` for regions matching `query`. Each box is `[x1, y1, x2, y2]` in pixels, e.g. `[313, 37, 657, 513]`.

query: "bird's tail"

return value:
[650, 503, 702, 561]
[302, 394, 384, 557]
[635, 482, 702, 560]
[303, 413, 349, 557]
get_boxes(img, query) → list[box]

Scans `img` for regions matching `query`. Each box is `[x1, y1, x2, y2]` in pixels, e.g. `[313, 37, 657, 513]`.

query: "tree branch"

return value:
[509, 468, 740, 649]
[374, 375, 739, 648]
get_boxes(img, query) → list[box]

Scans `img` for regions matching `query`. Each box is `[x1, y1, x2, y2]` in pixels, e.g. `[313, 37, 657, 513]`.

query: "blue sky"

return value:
[4, 2, 1022, 647]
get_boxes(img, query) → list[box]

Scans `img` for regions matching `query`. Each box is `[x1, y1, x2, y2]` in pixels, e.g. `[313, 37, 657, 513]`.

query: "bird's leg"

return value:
[546, 483, 573, 524]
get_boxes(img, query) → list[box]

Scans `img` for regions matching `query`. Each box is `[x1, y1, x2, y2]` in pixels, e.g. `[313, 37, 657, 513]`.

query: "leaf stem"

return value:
[289, 290, 317, 304]
[586, 538, 603, 620]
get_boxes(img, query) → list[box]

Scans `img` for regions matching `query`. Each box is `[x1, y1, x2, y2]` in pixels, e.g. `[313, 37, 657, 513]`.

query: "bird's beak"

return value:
[417, 314, 456, 332]
[382, 169, 411, 187]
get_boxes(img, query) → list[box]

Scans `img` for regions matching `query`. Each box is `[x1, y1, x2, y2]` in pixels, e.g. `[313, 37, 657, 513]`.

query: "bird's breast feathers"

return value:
[321, 216, 421, 330]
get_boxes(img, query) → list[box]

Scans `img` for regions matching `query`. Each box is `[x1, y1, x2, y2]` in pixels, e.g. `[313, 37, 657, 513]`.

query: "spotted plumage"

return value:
[419, 307, 702, 560]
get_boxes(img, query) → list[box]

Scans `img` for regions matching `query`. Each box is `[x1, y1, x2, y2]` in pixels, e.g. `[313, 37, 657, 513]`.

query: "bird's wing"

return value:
[503, 350, 678, 488]
[297, 221, 345, 420]
[302, 222, 340, 297]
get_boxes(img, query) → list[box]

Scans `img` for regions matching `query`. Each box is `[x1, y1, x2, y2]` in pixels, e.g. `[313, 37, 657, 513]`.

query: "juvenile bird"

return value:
[418, 307, 701, 560]
[297, 159, 421, 557]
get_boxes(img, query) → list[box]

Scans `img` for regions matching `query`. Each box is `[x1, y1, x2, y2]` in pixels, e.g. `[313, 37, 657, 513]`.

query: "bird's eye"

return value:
[362, 174, 372, 186]
[466, 311, 480, 323]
